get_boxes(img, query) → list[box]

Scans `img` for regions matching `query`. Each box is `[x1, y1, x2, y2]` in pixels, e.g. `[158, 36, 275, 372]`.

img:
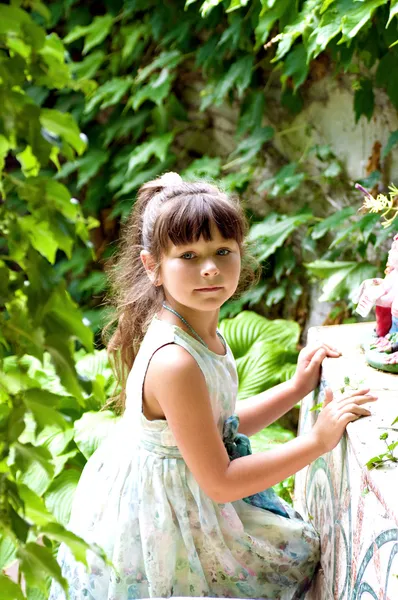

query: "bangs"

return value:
[155, 192, 245, 251]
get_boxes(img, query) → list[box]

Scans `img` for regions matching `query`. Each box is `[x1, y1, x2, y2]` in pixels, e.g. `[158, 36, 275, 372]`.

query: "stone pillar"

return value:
[295, 322, 398, 600]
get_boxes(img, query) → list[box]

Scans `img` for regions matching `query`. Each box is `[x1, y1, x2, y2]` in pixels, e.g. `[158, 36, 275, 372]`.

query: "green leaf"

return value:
[236, 341, 297, 399]
[130, 71, 173, 111]
[225, 310, 300, 355]
[248, 211, 313, 261]
[280, 44, 309, 90]
[354, 78, 374, 122]
[0, 574, 25, 600]
[254, 0, 292, 47]
[381, 130, 398, 160]
[257, 163, 306, 197]
[74, 411, 120, 460]
[306, 260, 378, 302]
[40, 110, 86, 156]
[19, 217, 59, 264]
[311, 207, 355, 239]
[45, 470, 80, 526]
[40, 523, 91, 565]
[251, 424, 295, 453]
[44, 287, 93, 352]
[84, 77, 133, 114]
[341, 0, 386, 41]
[64, 15, 114, 55]
[227, 126, 274, 167]
[387, 0, 398, 26]
[0, 535, 17, 571]
[17, 484, 53, 527]
[16, 146, 40, 177]
[18, 543, 67, 593]
[76, 148, 109, 189]
[201, 56, 254, 110]
[71, 50, 105, 79]
[126, 133, 174, 174]
[135, 50, 182, 84]
[182, 156, 221, 179]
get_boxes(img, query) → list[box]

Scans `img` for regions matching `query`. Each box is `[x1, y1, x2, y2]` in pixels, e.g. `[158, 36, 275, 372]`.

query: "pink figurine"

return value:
[355, 234, 398, 371]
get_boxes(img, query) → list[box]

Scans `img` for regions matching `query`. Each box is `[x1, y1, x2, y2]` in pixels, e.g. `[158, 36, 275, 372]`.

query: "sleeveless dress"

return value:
[49, 316, 320, 600]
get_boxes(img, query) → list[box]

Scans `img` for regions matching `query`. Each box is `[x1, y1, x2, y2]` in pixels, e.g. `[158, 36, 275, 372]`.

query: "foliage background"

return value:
[1, 0, 398, 596]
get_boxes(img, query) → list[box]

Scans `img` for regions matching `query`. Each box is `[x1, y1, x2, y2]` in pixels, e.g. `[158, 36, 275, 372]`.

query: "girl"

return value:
[50, 173, 376, 600]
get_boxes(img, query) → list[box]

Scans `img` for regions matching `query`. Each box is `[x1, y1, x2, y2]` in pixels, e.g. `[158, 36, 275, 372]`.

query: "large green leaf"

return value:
[44, 470, 81, 526]
[0, 574, 25, 600]
[236, 341, 297, 400]
[18, 543, 67, 593]
[74, 411, 120, 460]
[0, 535, 17, 570]
[219, 311, 299, 400]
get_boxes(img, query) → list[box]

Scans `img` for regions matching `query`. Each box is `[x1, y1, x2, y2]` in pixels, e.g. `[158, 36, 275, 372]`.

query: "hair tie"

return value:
[158, 172, 183, 187]
[141, 172, 183, 249]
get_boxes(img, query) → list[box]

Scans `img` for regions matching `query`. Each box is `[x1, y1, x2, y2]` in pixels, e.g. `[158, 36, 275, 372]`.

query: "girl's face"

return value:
[158, 223, 241, 312]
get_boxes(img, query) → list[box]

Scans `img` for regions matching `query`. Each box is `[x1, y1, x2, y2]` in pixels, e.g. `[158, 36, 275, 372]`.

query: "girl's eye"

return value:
[217, 248, 230, 256]
[180, 252, 195, 259]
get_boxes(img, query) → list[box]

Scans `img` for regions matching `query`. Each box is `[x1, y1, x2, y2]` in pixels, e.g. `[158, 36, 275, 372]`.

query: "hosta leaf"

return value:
[74, 411, 120, 460]
[236, 341, 296, 400]
[0, 535, 17, 570]
[251, 424, 295, 453]
[17, 484, 53, 527]
[220, 311, 300, 358]
[0, 574, 25, 600]
[45, 470, 80, 526]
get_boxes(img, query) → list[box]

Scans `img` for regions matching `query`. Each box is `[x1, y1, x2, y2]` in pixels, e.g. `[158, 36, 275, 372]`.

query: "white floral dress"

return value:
[49, 316, 320, 599]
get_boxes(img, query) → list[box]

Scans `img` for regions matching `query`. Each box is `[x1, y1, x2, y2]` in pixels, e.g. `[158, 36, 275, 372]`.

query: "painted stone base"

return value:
[295, 322, 398, 600]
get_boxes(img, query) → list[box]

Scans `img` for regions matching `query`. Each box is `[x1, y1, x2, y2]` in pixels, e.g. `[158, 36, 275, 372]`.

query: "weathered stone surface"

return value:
[295, 322, 398, 600]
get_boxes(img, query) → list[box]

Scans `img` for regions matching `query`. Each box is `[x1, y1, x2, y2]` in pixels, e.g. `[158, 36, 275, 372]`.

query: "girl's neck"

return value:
[159, 299, 220, 343]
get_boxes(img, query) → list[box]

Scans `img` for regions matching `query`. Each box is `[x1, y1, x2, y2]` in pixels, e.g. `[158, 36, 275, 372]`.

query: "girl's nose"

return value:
[201, 260, 219, 277]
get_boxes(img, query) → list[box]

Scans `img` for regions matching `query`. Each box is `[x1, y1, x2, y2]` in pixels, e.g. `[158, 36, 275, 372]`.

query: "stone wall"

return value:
[295, 322, 398, 599]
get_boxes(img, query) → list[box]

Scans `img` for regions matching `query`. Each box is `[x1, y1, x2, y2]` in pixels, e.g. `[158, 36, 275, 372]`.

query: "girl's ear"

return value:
[140, 250, 161, 286]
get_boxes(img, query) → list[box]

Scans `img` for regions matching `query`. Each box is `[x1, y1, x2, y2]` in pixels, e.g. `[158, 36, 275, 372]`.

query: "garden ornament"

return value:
[355, 233, 398, 373]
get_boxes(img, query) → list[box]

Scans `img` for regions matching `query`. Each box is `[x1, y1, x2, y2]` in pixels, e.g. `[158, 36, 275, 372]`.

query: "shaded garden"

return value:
[1, 0, 398, 597]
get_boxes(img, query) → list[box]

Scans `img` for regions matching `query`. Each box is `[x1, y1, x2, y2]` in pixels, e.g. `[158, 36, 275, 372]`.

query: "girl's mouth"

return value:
[195, 287, 223, 292]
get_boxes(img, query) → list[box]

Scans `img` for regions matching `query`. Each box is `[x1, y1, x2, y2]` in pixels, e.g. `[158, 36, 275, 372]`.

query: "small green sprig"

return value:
[366, 432, 398, 470]
[310, 376, 364, 412]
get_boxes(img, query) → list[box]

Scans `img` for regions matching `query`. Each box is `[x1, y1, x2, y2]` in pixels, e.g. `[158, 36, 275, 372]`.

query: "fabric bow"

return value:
[223, 415, 289, 519]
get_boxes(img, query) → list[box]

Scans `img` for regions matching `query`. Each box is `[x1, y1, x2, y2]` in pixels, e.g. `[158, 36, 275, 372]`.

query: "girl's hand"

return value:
[292, 343, 341, 398]
[311, 387, 377, 453]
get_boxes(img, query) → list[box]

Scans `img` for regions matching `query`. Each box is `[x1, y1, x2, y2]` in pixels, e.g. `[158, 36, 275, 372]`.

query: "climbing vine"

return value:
[1, 1, 398, 597]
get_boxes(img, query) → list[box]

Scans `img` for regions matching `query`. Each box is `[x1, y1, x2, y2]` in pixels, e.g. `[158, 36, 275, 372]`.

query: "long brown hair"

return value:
[103, 174, 260, 410]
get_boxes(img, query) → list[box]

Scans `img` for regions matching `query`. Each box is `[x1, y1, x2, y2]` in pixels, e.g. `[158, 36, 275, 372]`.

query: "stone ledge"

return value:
[295, 322, 398, 600]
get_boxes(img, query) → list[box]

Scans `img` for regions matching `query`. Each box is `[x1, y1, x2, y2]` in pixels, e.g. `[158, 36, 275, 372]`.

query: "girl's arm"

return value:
[147, 344, 376, 504]
[236, 343, 341, 437]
